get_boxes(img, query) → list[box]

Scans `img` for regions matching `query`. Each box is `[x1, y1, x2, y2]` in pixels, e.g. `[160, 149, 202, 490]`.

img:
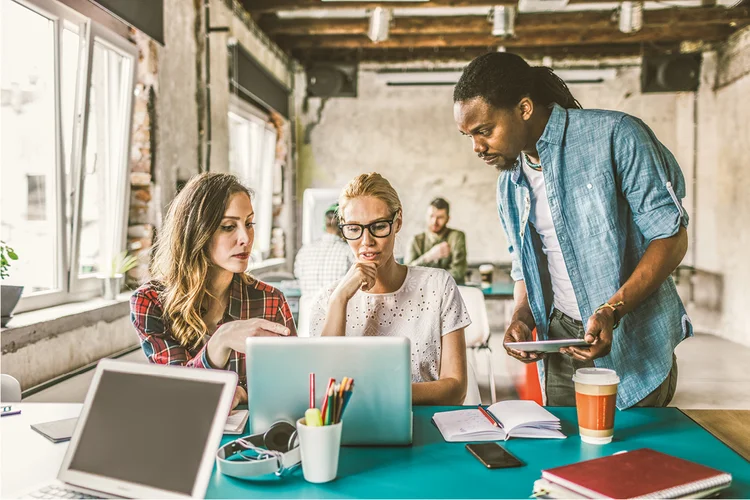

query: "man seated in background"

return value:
[405, 197, 467, 285]
[294, 204, 354, 298]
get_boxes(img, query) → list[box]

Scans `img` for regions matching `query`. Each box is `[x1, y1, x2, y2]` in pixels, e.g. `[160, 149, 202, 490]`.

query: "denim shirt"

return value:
[497, 104, 693, 409]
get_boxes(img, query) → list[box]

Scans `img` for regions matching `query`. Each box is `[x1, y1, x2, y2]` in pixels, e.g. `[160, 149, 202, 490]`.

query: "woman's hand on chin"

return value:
[333, 261, 378, 302]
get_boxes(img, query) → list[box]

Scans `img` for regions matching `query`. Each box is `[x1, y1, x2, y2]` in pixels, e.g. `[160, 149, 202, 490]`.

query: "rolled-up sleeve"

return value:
[614, 115, 689, 243]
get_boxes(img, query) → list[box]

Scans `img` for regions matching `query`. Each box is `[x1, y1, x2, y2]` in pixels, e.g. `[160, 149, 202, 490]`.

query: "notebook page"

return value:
[432, 409, 507, 442]
[224, 409, 249, 434]
[488, 400, 560, 433]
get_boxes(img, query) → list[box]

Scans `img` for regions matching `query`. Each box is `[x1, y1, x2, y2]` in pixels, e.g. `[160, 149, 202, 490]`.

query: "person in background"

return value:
[453, 52, 689, 409]
[309, 173, 469, 406]
[294, 203, 354, 298]
[130, 173, 296, 410]
[405, 197, 468, 285]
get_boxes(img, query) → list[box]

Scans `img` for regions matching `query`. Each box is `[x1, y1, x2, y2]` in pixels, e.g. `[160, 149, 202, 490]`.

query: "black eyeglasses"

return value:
[339, 214, 398, 241]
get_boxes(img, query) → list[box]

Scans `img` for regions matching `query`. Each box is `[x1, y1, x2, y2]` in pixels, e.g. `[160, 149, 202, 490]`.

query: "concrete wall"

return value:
[296, 67, 687, 265]
[155, 0, 293, 206]
[2, 302, 137, 390]
[693, 27, 750, 346]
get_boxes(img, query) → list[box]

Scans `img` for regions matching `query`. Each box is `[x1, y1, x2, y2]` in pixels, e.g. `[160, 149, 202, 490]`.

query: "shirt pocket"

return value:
[569, 172, 617, 238]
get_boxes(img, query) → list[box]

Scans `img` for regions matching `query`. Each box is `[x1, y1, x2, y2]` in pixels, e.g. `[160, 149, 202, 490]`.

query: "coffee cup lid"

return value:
[572, 367, 620, 386]
[479, 264, 494, 271]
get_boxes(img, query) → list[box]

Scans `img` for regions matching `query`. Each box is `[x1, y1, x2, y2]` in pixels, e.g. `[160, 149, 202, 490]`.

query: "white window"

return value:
[228, 96, 277, 262]
[0, 0, 137, 311]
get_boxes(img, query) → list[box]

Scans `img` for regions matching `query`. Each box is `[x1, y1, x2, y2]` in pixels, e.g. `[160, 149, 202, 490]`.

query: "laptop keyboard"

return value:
[25, 485, 101, 499]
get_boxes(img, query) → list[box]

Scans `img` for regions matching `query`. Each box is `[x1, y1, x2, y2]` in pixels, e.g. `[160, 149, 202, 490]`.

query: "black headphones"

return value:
[215, 421, 301, 479]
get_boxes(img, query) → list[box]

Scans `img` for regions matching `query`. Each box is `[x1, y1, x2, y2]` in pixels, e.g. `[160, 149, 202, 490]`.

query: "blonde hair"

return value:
[338, 173, 402, 221]
[151, 172, 253, 350]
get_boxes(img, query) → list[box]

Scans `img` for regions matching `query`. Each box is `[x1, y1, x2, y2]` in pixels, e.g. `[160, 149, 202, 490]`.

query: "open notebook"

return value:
[432, 400, 565, 442]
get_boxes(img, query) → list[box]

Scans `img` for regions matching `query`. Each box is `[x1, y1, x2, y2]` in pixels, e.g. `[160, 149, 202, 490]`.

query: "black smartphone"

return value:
[466, 443, 525, 469]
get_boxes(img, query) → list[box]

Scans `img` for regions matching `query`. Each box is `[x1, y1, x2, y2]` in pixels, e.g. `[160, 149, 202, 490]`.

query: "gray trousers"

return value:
[544, 308, 678, 407]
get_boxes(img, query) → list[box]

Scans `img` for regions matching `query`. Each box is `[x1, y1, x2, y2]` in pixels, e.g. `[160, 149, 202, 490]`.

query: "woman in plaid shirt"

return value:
[130, 173, 296, 409]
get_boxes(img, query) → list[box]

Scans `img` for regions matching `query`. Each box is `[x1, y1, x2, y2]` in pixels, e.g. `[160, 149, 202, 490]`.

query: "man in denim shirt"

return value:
[453, 53, 691, 409]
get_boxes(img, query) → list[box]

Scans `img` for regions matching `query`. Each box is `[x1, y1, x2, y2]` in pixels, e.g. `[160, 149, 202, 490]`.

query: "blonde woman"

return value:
[309, 173, 469, 405]
[130, 173, 295, 409]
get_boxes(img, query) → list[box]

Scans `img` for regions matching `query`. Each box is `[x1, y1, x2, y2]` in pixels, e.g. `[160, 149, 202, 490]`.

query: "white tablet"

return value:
[505, 339, 590, 353]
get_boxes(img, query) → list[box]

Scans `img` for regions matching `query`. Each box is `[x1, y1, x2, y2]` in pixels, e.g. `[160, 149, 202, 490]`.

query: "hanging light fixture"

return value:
[492, 5, 516, 37]
[368, 7, 392, 43]
[619, 1, 643, 33]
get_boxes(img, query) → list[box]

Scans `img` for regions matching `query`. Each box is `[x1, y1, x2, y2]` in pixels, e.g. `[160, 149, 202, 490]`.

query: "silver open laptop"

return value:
[24, 359, 236, 499]
[245, 336, 413, 445]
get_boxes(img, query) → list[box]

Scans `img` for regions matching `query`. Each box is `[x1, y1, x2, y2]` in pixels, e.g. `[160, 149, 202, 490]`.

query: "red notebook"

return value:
[542, 448, 732, 498]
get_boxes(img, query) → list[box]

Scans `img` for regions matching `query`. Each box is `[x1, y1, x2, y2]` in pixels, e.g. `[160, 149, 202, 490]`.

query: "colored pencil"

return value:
[326, 386, 335, 425]
[320, 377, 335, 422]
[477, 405, 499, 427]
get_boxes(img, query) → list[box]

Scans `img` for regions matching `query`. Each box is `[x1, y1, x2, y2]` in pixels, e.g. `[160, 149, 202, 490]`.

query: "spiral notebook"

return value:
[539, 448, 732, 499]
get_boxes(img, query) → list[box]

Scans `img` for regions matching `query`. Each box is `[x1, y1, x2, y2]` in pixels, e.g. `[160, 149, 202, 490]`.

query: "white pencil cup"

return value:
[296, 418, 343, 483]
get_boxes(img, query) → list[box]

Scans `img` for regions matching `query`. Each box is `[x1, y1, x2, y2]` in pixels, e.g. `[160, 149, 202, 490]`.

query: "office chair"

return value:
[296, 294, 314, 337]
[463, 360, 482, 405]
[458, 286, 497, 403]
[1, 374, 22, 402]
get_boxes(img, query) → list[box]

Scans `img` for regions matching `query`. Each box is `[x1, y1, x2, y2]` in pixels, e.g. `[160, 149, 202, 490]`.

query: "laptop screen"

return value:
[67, 370, 224, 495]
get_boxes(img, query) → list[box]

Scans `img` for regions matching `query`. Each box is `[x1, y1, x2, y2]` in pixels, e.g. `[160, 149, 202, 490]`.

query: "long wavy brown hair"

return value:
[151, 173, 254, 350]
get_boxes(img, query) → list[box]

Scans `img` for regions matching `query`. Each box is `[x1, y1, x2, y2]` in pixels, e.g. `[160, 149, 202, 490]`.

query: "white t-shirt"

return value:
[522, 158, 582, 320]
[309, 266, 472, 383]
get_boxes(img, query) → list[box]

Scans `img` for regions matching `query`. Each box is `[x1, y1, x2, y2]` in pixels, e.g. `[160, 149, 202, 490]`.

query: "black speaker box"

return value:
[306, 63, 358, 98]
[641, 53, 702, 93]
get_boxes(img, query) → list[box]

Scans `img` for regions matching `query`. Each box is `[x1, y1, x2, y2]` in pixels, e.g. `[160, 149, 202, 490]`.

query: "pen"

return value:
[477, 405, 499, 427]
[320, 378, 335, 422]
[309, 373, 315, 409]
[1, 409, 21, 417]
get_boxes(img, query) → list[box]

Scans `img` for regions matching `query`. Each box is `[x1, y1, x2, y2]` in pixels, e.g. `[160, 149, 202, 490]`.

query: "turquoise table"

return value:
[206, 407, 750, 498]
[479, 282, 514, 299]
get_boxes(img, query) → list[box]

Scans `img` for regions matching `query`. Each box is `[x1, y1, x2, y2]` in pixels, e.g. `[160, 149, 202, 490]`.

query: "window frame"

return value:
[227, 94, 277, 260]
[8, 0, 136, 313]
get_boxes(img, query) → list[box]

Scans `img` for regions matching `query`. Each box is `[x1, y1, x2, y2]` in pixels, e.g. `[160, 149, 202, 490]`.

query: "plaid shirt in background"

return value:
[130, 274, 297, 385]
[293, 233, 354, 298]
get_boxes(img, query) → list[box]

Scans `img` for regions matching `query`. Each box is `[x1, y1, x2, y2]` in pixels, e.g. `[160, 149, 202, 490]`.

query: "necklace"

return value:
[523, 152, 542, 171]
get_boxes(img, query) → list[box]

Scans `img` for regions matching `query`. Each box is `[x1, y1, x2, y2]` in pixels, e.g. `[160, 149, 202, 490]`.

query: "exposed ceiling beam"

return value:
[259, 6, 750, 36]
[290, 43, 666, 63]
[244, 0, 516, 14]
[276, 25, 734, 49]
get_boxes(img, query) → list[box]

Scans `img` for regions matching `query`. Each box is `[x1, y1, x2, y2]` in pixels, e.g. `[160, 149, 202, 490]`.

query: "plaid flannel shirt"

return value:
[130, 274, 297, 385]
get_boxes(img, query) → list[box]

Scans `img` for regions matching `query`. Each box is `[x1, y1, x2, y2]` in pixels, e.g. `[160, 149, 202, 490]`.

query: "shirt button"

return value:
[587, 183, 593, 189]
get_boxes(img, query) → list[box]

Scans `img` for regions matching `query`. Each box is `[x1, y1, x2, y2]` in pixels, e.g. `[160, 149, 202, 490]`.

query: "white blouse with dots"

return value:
[308, 266, 472, 383]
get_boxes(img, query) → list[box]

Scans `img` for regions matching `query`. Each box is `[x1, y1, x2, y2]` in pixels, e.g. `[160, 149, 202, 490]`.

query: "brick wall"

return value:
[127, 31, 159, 286]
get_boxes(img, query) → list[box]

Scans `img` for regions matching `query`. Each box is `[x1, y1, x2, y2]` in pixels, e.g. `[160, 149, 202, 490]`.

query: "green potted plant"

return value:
[1, 241, 23, 327]
[100, 251, 139, 300]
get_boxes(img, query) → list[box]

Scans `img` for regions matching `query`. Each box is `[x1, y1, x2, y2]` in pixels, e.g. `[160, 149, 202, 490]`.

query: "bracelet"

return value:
[595, 301, 625, 329]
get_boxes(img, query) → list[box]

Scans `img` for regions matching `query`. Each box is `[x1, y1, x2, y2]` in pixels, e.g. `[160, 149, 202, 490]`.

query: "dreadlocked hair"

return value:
[453, 52, 582, 110]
